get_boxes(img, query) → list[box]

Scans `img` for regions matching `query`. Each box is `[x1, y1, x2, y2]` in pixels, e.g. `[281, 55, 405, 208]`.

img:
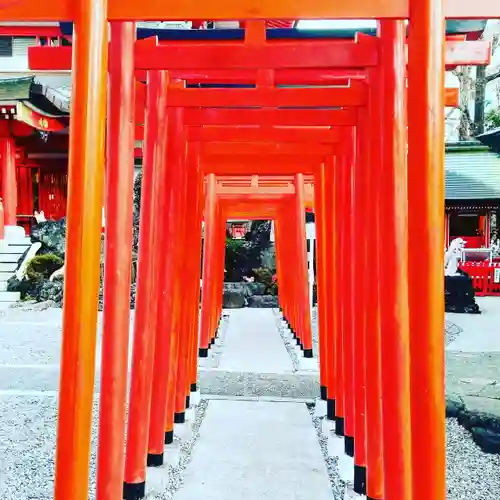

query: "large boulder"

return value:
[247, 295, 279, 308]
[30, 218, 67, 258]
[470, 427, 500, 454]
[223, 290, 246, 309]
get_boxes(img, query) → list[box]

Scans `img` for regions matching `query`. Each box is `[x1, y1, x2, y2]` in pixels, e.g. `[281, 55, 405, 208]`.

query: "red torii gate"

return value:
[1, 3, 499, 500]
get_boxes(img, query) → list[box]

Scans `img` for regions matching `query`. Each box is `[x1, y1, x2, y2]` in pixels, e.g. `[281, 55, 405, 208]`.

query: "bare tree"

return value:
[474, 32, 500, 135]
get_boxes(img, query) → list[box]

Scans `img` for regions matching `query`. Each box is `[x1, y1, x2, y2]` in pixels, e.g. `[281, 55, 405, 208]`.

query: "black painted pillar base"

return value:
[320, 385, 328, 401]
[344, 435, 355, 457]
[174, 412, 185, 424]
[185, 395, 190, 409]
[326, 399, 336, 420]
[147, 453, 163, 467]
[354, 465, 367, 495]
[123, 481, 145, 500]
[335, 416, 345, 436]
[164, 430, 174, 445]
[303, 348, 313, 358]
[199, 348, 209, 357]
[190, 383, 197, 392]
[296, 337, 301, 346]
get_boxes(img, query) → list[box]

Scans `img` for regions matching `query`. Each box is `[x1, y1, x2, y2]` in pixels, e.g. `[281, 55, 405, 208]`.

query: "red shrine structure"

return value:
[1, 4, 500, 500]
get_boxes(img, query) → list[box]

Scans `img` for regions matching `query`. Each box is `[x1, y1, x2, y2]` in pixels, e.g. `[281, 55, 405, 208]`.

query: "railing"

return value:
[459, 261, 500, 297]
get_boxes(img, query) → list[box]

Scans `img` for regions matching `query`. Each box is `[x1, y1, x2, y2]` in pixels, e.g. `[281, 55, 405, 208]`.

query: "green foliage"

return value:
[224, 220, 272, 281]
[252, 267, 278, 296]
[224, 237, 249, 281]
[485, 108, 500, 131]
[25, 253, 64, 282]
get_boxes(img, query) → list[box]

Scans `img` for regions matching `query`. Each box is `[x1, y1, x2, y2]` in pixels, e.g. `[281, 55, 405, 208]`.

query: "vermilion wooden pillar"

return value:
[342, 129, 356, 457]
[53, 0, 108, 499]
[175, 142, 201, 422]
[96, 22, 135, 500]
[353, 112, 368, 494]
[185, 145, 204, 397]
[0, 138, 17, 226]
[293, 173, 313, 358]
[124, 70, 168, 500]
[284, 198, 300, 345]
[324, 156, 337, 421]
[314, 161, 329, 398]
[199, 173, 217, 356]
[164, 107, 189, 439]
[212, 208, 226, 342]
[365, 66, 384, 500]
[149, 81, 187, 467]
[379, 20, 412, 500]
[408, 1, 447, 498]
[333, 149, 345, 436]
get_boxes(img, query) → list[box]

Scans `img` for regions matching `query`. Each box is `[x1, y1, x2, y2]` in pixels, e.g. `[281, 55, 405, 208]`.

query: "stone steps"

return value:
[0, 236, 30, 307]
[0, 290, 20, 302]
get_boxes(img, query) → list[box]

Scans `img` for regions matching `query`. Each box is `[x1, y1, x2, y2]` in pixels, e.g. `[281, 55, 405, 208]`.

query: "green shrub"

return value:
[252, 267, 278, 296]
[25, 253, 64, 282]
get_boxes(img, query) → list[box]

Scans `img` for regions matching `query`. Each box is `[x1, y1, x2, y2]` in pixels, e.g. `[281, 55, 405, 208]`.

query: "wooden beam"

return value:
[28, 40, 491, 72]
[201, 141, 336, 156]
[185, 108, 357, 126]
[168, 84, 367, 108]
[188, 126, 341, 143]
[2, 0, 497, 22]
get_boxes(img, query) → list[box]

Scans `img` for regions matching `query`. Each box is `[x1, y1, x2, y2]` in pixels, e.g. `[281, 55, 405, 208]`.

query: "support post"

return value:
[163, 107, 188, 440]
[379, 20, 412, 500]
[96, 21, 135, 500]
[53, 0, 108, 498]
[175, 139, 199, 422]
[408, 1, 446, 498]
[147, 76, 180, 467]
[123, 70, 167, 499]
[186, 145, 204, 396]
[200, 173, 217, 356]
[353, 112, 367, 494]
[342, 130, 356, 457]
[314, 162, 329, 399]
[334, 150, 345, 436]
[294, 173, 313, 357]
[324, 156, 337, 419]
[0, 138, 17, 227]
[365, 67, 384, 500]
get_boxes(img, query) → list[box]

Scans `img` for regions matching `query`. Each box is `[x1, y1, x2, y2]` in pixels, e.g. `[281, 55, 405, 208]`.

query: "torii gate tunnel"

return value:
[1, 2, 500, 500]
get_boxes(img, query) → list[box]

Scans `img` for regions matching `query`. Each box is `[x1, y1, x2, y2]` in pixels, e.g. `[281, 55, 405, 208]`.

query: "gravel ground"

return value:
[446, 418, 500, 500]
[307, 403, 346, 499]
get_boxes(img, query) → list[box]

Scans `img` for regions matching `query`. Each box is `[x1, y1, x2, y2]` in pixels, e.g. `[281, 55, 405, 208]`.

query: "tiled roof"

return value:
[445, 150, 500, 200]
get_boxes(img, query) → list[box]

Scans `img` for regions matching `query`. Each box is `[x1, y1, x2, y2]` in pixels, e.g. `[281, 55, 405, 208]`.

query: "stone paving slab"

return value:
[218, 309, 293, 373]
[173, 400, 333, 500]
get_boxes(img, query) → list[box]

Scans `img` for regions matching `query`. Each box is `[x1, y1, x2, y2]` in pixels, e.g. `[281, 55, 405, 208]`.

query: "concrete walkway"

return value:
[174, 400, 333, 500]
[218, 308, 293, 373]
[174, 309, 333, 500]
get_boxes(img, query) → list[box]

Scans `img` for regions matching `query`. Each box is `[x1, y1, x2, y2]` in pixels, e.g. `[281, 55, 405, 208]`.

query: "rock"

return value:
[245, 282, 266, 296]
[247, 295, 279, 308]
[30, 218, 67, 258]
[446, 393, 465, 418]
[470, 427, 500, 454]
[222, 290, 246, 309]
[457, 408, 500, 434]
[37, 280, 64, 307]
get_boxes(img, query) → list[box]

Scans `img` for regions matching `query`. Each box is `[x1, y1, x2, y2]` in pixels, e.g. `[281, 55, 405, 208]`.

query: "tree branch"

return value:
[486, 69, 500, 83]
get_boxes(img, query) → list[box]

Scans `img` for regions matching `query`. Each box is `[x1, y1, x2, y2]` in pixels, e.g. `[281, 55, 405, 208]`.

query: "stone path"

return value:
[218, 308, 293, 373]
[174, 400, 332, 500]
